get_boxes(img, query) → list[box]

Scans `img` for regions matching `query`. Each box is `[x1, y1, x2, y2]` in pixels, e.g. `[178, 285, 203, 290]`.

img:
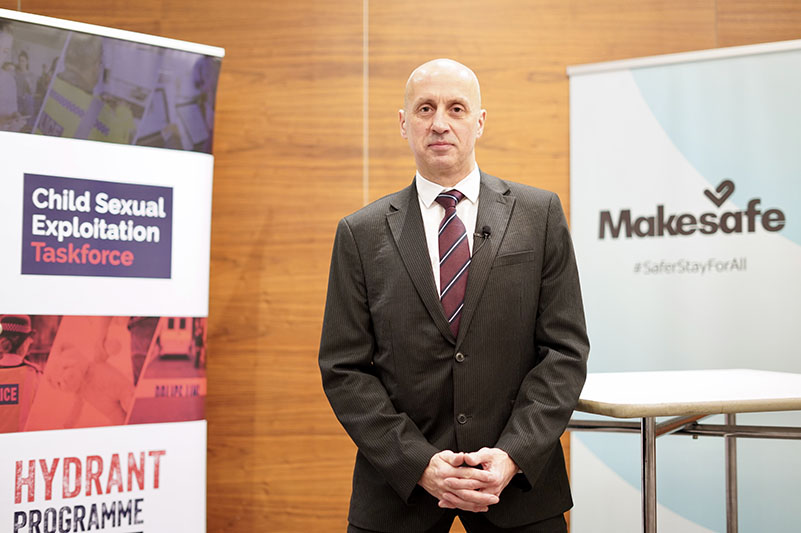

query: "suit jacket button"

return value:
[457, 413, 468, 424]
[455, 352, 465, 363]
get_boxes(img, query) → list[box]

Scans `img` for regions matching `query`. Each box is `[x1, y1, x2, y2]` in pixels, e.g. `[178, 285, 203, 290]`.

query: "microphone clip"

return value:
[473, 225, 492, 239]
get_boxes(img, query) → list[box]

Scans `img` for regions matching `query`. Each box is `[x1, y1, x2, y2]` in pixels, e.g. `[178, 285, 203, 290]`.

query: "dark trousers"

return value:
[348, 512, 567, 533]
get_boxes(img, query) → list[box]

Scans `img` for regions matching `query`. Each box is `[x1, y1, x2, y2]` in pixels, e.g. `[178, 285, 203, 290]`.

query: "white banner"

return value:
[0, 132, 212, 317]
[0, 11, 221, 532]
[2, 421, 206, 533]
[569, 41, 801, 532]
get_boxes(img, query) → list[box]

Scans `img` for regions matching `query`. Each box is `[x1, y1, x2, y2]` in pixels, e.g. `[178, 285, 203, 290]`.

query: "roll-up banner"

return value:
[568, 41, 801, 532]
[0, 9, 222, 532]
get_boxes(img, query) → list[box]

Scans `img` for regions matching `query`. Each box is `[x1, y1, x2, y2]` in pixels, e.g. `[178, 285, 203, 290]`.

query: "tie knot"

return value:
[435, 190, 465, 210]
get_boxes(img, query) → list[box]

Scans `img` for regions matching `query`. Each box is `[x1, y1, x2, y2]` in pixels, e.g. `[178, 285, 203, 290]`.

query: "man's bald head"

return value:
[403, 58, 481, 112]
[399, 58, 486, 186]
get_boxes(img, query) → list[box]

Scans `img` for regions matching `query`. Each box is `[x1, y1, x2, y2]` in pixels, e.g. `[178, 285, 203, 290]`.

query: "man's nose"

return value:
[431, 110, 449, 133]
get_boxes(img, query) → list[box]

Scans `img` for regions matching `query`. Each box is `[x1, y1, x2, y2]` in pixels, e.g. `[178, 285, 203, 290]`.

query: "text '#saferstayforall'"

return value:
[633, 258, 747, 275]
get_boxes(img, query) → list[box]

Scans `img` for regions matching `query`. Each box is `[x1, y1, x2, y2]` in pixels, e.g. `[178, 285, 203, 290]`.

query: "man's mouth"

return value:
[428, 141, 452, 150]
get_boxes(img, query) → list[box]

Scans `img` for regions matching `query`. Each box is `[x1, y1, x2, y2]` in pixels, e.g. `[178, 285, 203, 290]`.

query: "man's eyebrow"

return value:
[412, 97, 471, 109]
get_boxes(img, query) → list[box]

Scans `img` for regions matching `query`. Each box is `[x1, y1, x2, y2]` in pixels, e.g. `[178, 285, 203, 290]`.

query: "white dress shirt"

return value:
[415, 166, 480, 293]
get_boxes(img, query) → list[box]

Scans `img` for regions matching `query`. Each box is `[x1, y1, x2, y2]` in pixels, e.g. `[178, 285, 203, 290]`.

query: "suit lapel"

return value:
[456, 172, 514, 348]
[387, 183, 456, 343]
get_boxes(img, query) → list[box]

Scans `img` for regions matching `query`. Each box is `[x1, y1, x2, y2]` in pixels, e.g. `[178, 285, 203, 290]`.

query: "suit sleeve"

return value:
[319, 217, 439, 503]
[495, 193, 589, 487]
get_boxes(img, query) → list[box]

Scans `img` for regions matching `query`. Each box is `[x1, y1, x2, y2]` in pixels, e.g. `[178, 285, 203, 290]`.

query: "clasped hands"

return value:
[418, 448, 519, 513]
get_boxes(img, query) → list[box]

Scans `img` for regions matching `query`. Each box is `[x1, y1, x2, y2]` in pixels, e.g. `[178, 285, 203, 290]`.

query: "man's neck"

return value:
[418, 164, 477, 188]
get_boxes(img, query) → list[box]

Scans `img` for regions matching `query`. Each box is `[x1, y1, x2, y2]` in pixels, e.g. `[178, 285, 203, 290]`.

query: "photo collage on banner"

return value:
[568, 42, 801, 532]
[0, 315, 207, 433]
[0, 9, 222, 532]
[0, 16, 219, 152]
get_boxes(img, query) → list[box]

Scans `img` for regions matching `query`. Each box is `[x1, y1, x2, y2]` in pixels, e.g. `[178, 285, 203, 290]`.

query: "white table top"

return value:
[576, 369, 801, 418]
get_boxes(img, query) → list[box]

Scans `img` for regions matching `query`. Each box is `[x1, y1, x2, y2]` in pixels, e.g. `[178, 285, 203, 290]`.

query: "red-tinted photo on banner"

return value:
[0, 315, 206, 433]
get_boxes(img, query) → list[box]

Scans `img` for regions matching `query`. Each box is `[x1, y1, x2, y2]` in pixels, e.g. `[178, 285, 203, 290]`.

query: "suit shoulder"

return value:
[506, 181, 558, 204]
[339, 185, 411, 228]
[483, 172, 558, 207]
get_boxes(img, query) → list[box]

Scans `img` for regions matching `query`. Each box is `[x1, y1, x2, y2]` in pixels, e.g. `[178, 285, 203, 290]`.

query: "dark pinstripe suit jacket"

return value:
[319, 171, 589, 532]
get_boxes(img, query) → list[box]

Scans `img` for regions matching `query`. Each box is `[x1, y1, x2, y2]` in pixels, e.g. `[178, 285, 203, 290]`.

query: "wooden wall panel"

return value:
[367, 0, 717, 222]
[8, 0, 801, 531]
[717, 0, 801, 47]
[20, 1, 163, 34]
[174, 2, 364, 530]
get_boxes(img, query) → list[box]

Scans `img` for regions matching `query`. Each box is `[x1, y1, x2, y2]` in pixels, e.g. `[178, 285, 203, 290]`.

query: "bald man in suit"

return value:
[319, 59, 589, 533]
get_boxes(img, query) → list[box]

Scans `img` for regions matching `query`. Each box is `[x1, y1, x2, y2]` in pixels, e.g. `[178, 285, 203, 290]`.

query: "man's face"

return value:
[399, 61, 486, 185]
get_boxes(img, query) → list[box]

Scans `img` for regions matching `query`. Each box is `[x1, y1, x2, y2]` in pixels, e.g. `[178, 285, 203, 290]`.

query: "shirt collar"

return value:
[415, 166, 481, 208]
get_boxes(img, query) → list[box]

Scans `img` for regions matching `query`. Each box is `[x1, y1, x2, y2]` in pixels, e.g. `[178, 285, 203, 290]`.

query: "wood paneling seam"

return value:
[362, 0, 369, 206]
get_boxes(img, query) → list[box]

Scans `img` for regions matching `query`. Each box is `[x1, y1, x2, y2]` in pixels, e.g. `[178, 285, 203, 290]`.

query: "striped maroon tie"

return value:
[436, 190, 470, 337]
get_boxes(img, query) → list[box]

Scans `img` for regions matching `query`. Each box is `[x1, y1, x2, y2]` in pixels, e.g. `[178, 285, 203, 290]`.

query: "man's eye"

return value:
[452, 106, 463, 113]
[419, 105, 432, 113]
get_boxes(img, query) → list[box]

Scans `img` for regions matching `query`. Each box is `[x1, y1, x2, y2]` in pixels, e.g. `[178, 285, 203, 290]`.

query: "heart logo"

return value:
[704, 180, 735, 207]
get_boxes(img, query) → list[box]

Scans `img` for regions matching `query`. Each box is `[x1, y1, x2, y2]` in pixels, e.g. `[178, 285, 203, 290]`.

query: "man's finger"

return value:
[443, 477, 491, 491]
[438, 499, 457, 510]
[438, 450, 465, 466]
[439, 492, 492, 513]
[450, 488, 499, 506]
[449, 465, 496, 483]
[463, 450, 491, 467]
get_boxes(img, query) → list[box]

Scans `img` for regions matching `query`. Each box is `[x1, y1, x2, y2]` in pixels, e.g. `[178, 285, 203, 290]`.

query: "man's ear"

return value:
[476, 109, 487, 138]
[399, 109, 407, 139]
